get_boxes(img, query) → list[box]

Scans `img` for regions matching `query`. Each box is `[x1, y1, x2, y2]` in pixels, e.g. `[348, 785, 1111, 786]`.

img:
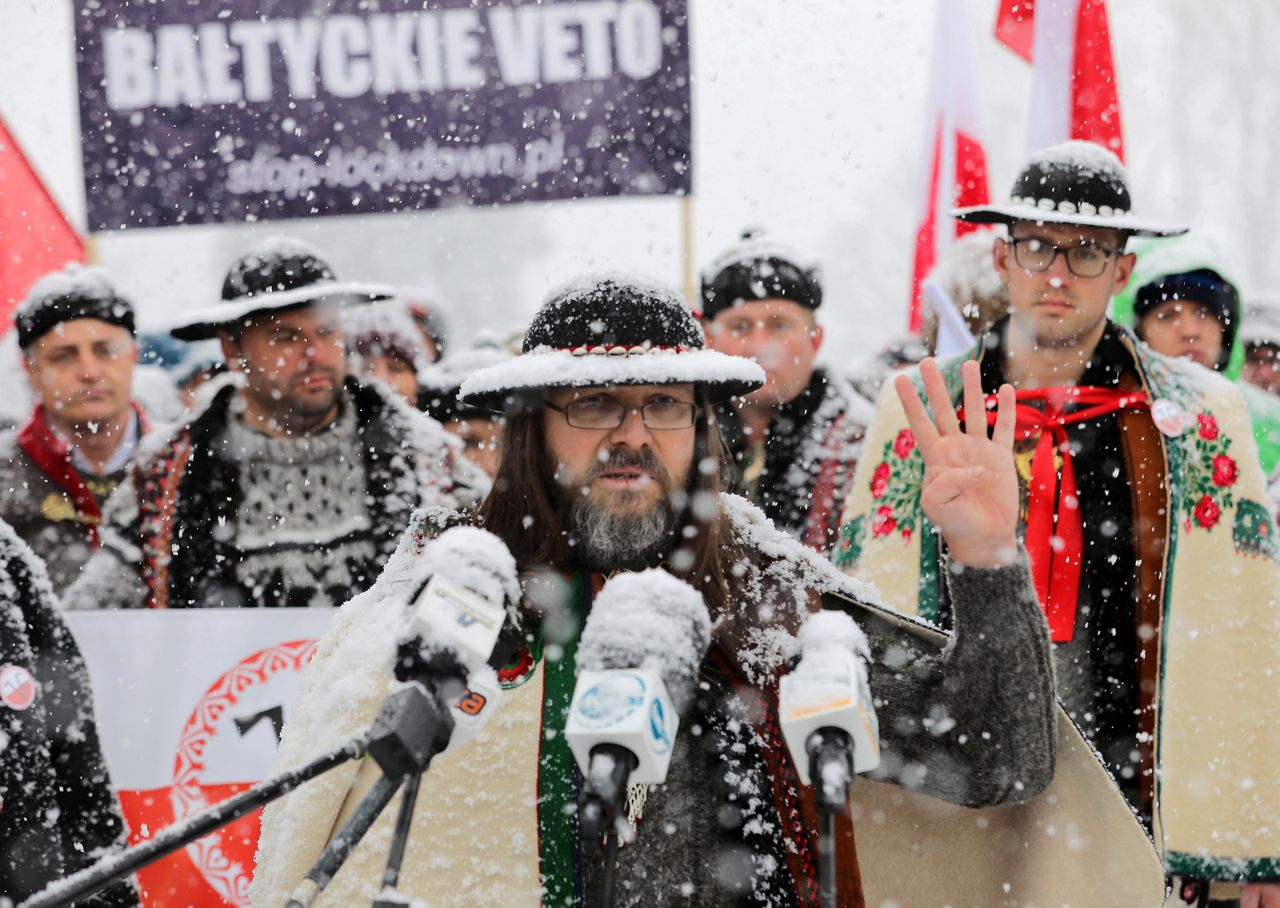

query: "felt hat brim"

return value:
[953, 203, 1187, 238]
[458, 347, 765, 412]
[170, 282, 395, 341]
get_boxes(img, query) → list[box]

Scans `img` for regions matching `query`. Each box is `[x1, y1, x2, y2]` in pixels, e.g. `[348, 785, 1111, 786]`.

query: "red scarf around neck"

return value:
[17, 403, 148, 549]
[961, 387, 1149, 642]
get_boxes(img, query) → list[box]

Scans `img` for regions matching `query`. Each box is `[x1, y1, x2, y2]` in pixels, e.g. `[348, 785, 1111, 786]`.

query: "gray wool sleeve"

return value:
[863, 549, 1057, 808]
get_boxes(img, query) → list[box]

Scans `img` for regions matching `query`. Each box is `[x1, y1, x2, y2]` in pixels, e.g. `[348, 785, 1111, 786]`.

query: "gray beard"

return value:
[564, 491, 678, 574]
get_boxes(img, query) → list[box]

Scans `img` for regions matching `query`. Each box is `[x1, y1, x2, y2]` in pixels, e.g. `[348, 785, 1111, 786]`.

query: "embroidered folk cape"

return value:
[835, 324, 1280, 882]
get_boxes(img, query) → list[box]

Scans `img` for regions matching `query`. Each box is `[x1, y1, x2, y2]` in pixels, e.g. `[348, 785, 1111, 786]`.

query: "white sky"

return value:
[1, 0, 1277, 373]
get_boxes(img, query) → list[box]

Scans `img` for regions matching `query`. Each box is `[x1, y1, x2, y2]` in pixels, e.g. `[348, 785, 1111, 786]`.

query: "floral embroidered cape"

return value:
[835, 328, 1280, 883]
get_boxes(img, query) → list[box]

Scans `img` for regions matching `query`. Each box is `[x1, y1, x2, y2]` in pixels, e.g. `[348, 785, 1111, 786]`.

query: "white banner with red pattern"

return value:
[65, 609, 335, 907]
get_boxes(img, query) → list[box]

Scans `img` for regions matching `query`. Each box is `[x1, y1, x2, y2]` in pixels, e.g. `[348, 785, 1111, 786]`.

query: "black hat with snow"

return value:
[458, 274, 765, 412]
[1135, 269, 1240, 370]
[954, 140, 1187, 238]
[170, 239, 394, 341]
[16, 263, 136, 350]
[420, 338, 513, 423]
[700, 229, 822, 319]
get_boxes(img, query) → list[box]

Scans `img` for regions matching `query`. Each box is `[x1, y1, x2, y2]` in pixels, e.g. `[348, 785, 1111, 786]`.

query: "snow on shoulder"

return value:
[720, 492, 884, 607]
[577, 568, 712, 708]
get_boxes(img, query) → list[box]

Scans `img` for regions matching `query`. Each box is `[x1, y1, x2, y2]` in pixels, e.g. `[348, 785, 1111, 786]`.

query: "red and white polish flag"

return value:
[995, 0, 1125, 159]
[908, 0, 991, 334]
[0, 114, 85, 334]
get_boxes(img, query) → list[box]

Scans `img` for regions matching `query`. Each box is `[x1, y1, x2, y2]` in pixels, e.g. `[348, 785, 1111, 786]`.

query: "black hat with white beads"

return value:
[170, 238, 394, 341]
[954, 140, 1187, 238]
[458, 274, 764, 412]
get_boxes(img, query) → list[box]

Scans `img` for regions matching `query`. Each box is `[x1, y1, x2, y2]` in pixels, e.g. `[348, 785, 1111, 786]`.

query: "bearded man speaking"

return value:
[253, 275, 1066, 907]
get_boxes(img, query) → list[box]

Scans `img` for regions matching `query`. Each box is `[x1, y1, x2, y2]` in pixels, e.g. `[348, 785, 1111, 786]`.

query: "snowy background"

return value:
[1, 0, 1276, 384]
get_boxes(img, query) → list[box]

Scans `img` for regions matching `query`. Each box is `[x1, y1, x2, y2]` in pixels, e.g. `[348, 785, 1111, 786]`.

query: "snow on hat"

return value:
[700, 228, 822, 319]
[170, 238, 394, 341]
[1242, 298, 1280, 348]
[419, 335, 513, 423]
[16, 263, 136, 349]
[954, 140, 1187, 237]
[340, 300, 433, 376]
[458, 273, 765, 411]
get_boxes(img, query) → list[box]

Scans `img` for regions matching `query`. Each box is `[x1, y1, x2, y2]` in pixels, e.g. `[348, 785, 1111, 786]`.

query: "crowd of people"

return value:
[2, 140, 1279, 907]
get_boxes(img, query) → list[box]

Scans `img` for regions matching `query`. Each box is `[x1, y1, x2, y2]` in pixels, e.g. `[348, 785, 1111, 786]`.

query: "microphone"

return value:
[565, 569, 712, 842]
[778, 610, 879, 812]
[286, 527, 523, 908]
[370, 525, 522, 777]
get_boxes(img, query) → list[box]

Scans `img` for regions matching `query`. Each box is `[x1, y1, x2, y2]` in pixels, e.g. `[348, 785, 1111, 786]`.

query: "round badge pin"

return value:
[0, 664, 38, 711]
[1150, 398, 1187, 437]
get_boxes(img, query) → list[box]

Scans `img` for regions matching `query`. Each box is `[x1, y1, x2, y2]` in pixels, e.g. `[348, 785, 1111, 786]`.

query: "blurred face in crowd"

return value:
[705, 299, 823, 406]
[1136, 298, 1225, 369]
[445, 417, 503, 477]
[219, 305, 347, 436]
[995, 222, 1135, 352]
[362, 351, 419, 404]
[1244, 342, 1280, 394]
[543, 383, 697, 569]
[23, 318, 138, 430]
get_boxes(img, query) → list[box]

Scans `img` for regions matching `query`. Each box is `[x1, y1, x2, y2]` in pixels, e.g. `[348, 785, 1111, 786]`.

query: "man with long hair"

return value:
[253, 275, 1059, 907]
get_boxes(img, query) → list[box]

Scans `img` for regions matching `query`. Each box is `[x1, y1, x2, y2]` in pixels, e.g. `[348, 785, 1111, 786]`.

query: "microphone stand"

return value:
[806, 728, 854, 908]
[19, 736, 370, 908]
[21, 644, 466, 908]
[285, 643, 466, 908]
[580, 744, 639, 908]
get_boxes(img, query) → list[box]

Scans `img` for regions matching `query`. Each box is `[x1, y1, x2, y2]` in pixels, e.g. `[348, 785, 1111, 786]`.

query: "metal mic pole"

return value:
[370, 771, 423, 908]
[599, 831, 621, 908]
[18, 736, 370, 908]
[807, 728, 854, 908]
[285, 773, 404, 908]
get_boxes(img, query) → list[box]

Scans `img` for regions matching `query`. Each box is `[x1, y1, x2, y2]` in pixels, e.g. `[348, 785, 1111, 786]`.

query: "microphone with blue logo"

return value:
[565, 569, 711, 905]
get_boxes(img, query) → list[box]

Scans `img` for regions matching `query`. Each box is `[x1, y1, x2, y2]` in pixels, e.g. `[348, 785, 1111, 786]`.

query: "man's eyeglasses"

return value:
[545, 395, 698, 430]
[1009, 237, 1120, 278]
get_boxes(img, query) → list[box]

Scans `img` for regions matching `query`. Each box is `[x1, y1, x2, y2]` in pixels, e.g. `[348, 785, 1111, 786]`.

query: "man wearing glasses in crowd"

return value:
[836, 141, 1280, 907]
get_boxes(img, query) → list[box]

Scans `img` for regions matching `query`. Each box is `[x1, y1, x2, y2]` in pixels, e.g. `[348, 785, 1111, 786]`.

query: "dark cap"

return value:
[16, 264, 136, 350]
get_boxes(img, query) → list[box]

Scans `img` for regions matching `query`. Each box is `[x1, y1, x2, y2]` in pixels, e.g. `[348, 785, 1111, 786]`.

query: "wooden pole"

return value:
[680, 194, 695, 307]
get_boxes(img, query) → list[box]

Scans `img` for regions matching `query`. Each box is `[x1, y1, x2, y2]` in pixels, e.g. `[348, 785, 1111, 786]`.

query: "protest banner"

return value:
[72, 0, 692, 230]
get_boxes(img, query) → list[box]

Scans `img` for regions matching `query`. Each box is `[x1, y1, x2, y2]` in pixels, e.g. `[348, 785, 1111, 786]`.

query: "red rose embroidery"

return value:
[893, 429, 916, 459]
[872, 505, 897, 537]
[871, 462, 891, 499]
[1193, 495, 1220, 529]
[1197, 413, 1219, 441]
[1212, 454, 1238, 487]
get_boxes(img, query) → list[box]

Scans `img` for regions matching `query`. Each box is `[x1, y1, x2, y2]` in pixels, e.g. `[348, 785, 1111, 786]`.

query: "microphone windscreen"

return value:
[795, 610, 869, 662]
[577, 569, 711, 711]
[414, 525, 521, 625]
